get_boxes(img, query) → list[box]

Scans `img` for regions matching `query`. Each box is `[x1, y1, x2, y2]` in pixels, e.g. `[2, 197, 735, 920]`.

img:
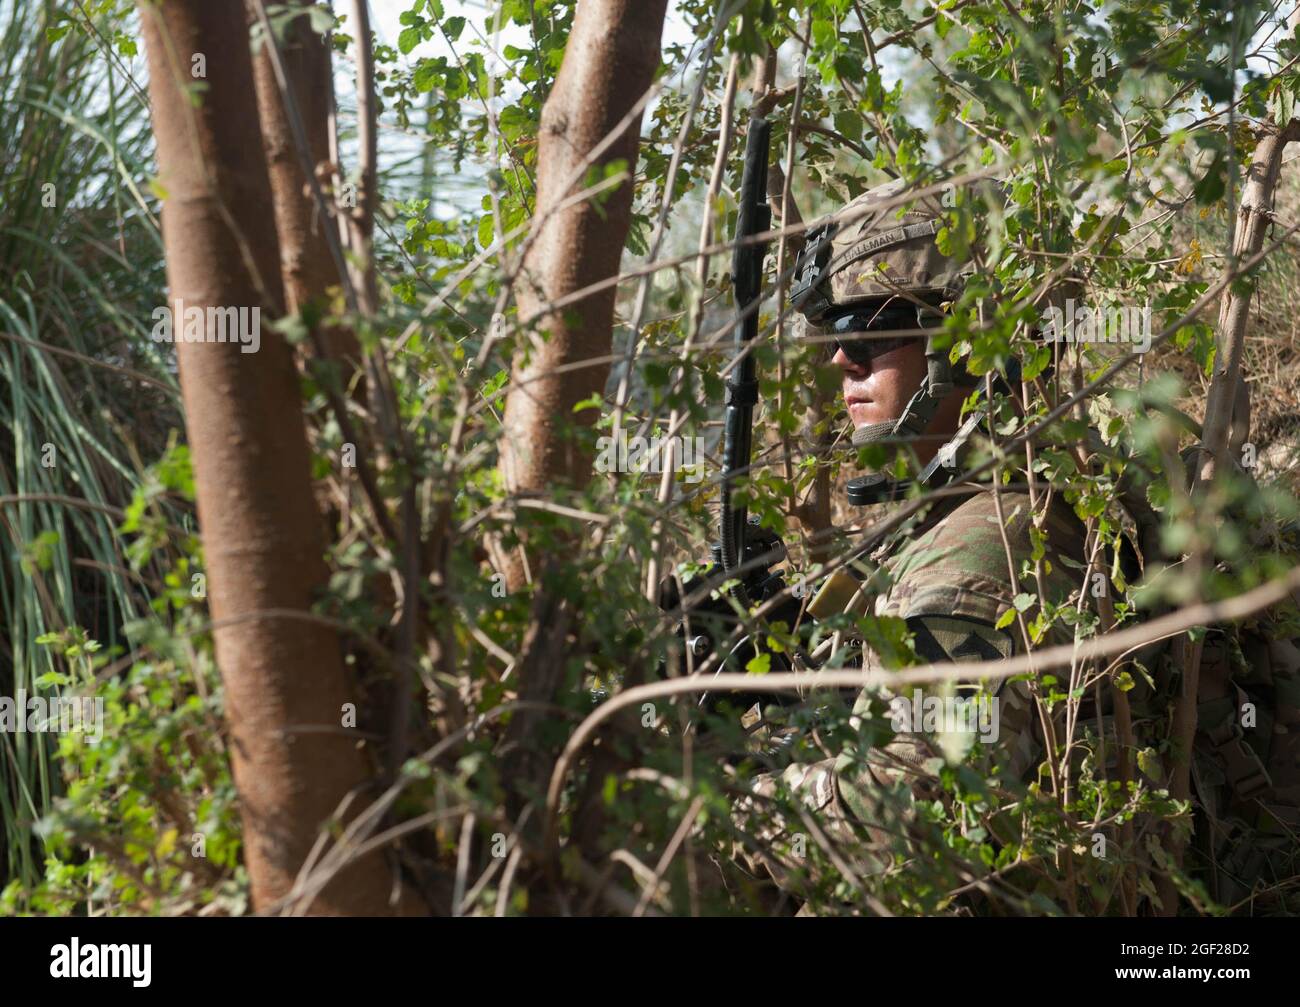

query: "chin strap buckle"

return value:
[846, 406, 987, 507]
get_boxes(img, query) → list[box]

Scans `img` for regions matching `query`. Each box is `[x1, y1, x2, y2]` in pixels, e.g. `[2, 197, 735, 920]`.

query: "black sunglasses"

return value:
[824, 301, 944, 367]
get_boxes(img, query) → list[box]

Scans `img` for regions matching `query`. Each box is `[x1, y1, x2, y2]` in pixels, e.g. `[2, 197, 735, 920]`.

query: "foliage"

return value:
[6, 0, 1300, 916]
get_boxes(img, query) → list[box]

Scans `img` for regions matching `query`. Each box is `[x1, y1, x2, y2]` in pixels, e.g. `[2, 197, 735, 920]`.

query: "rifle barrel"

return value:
[720, 115, 772, 579]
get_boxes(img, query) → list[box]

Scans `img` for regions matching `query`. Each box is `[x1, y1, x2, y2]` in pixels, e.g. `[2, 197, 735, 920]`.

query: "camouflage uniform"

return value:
[738, 181, 1300, 911]
[740, 485, 1086, 892]
[738, 180, 1089, 895]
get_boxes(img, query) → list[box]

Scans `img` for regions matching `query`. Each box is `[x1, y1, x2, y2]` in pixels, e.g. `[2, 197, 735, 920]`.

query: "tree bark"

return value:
[139, 0, 411, 915]
[1195, 124, 1297, 486]
[498, 0, 668, 586]
[249, 0, 363, 384]
[1158, 118, 1299, 915]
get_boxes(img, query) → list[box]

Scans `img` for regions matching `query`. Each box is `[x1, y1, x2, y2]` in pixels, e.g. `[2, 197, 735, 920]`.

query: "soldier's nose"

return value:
[832, 345, 868, 375]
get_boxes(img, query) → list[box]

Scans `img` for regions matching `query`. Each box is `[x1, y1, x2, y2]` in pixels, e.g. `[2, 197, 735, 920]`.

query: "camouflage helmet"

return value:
[790, 179, 995, 505]
[791, 179, 973, 325]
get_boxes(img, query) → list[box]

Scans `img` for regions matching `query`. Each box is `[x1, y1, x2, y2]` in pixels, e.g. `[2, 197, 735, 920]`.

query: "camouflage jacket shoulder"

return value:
[823, 490, 1085, 842]
[869, 487, 1086, 644]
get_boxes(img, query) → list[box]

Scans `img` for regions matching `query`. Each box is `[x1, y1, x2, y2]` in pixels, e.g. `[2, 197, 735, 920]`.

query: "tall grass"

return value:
[0, 0, 179, 889]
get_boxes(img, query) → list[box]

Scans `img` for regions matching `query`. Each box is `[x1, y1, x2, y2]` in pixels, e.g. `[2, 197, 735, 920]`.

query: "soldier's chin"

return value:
[851, 417, 902, 448]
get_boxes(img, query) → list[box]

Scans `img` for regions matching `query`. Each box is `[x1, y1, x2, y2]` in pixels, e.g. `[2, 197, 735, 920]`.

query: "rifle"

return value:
[718, 114, 773, 601]
[656, 113, 803, 717]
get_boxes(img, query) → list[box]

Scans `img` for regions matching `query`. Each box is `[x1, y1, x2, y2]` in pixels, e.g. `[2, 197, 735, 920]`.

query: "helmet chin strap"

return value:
[841, 332, 1005, 505]
[850, 419, 898, 446]
[845, 369, 985, 506]
[846, 406, 986, 506]
[849, 376, 946, 447]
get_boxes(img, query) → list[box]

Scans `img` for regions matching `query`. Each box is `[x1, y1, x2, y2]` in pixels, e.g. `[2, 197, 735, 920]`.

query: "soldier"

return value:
[707, 169, 1300, 918]
[733, 179, 1094, 907]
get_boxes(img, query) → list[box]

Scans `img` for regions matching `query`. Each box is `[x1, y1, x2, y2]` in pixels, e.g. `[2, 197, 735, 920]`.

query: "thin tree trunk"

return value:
[249, 0, 363, 386]
[1195, 127, 1296, 487]
[138, 0, 412, 915]
[1159, 118, 1299, 915]
[498, 0, 668, 588]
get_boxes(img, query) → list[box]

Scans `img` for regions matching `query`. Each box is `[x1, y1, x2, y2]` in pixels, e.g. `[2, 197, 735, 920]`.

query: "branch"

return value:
[546, 561, 1300, 850]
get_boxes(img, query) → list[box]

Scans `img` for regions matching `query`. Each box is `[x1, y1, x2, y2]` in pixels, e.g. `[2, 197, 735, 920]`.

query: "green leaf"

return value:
[476, 213, 495, 249]
[306, 5, 337, 33]
[1192, 151, 1226, 205]
[643, 361, 669, 388]
[1137, 747, 1164, 783]
[398, 26, 422, 54]
[832, 109, 862, 143]
[1271, 83, 1295, 126]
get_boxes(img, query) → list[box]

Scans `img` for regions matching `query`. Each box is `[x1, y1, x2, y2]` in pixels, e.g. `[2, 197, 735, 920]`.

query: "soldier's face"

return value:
[834, 337, 967, 465]
[834, 337, 928, 428]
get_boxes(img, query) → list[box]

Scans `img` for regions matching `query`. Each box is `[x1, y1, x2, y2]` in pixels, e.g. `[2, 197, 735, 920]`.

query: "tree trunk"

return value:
[139, 0, 411, 915]
[498, 0, 668, 586]
[249, 0, 363, 384]
[1158, 119, 1299, 915]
